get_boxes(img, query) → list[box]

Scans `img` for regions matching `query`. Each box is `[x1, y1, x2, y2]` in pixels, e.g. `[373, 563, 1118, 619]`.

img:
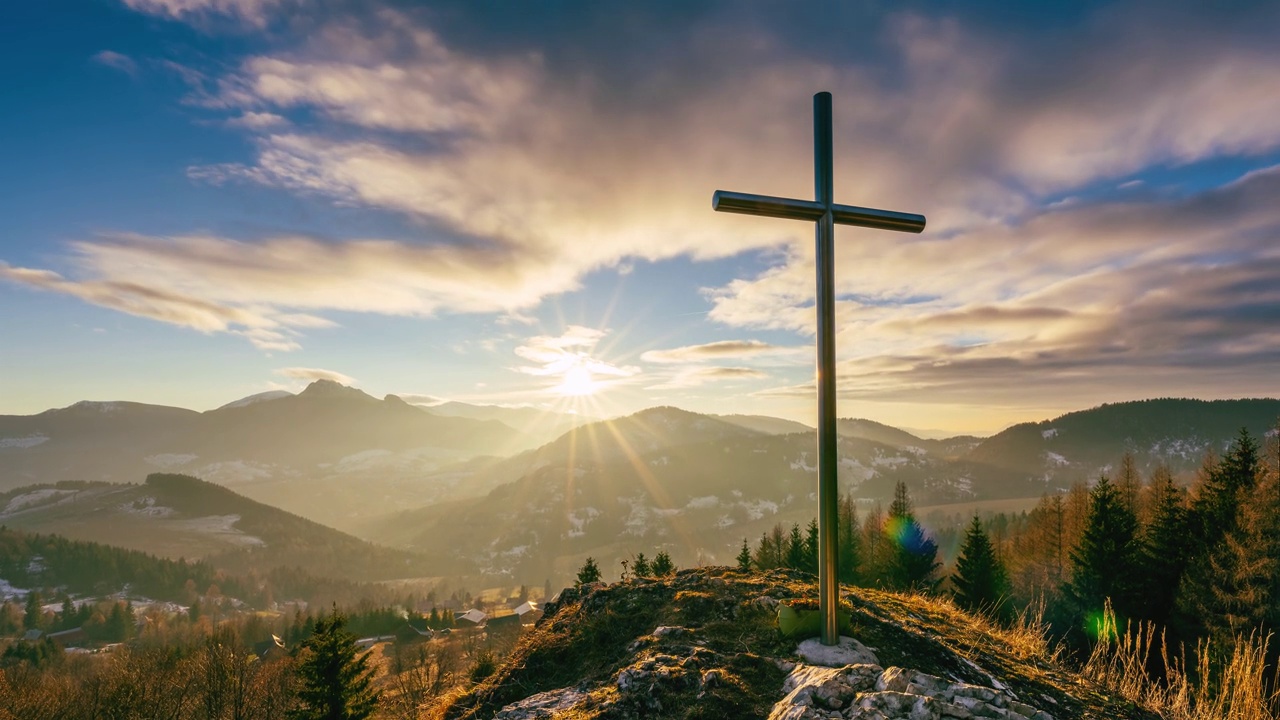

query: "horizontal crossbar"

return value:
[712, 190, 926, 233]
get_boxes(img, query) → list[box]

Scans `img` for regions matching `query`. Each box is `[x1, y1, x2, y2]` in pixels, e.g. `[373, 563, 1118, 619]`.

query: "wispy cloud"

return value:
[226, 111, 287, 129]
[92, 50, 138, 76]
[122, 0, 289, 27]
[274, 367, 355, 385]
[0, 231, 581, 349]
[641, 340, 804, 364]
[0, 259, 328, 351]
[648, 366, 769, 390]
[731, 166, 1280, 406]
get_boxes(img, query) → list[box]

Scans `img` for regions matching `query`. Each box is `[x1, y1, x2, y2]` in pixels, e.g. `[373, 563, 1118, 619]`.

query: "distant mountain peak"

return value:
[298, 379, 374, 401]
[216, 390, 294, 411]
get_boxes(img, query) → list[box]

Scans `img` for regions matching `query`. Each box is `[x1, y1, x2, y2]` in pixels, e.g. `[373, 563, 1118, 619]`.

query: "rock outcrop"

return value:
[434, 568, 1158, 720]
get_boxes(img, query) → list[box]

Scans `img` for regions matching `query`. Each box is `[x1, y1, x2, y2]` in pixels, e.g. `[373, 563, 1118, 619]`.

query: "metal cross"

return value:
[712, 92, 926, 646]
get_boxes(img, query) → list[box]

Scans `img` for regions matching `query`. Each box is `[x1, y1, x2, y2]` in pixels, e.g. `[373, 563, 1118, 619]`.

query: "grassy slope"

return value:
[432, 567, 1158, 720]
[0, 474, 458, 582]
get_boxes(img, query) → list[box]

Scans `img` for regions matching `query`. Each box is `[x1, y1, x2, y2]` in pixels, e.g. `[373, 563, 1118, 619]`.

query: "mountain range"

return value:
[3, 384, 1278, 586]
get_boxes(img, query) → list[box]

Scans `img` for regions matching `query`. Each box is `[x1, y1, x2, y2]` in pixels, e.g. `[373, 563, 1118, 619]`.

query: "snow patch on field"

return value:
[170, 515, 265, 546]
[790, 454, 816, 472]
[145, 453, 197, 468]
[872, 453, 909, 467]
[839, 457, 876, 483]
[119, 496, 176, 518]
[741, 499, 778, 521]
[1149, 437, 1209, 461]
[565, 507, 601, 538]
[2, 489, 75, 515]
[0, 435, 49, 449]
[0, 578, 30, 600]
[1045, 451, 1069, 466]
[1042, 428, 1058, 439]
[72, 401, 121, 413]
[686, 495, 719, 510]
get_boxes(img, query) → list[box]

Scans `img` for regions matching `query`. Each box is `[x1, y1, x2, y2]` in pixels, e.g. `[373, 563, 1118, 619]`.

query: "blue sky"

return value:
[2, 0, 1279, 435]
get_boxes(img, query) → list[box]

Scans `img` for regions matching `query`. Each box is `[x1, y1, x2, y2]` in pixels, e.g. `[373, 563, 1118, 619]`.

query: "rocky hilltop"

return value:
[432, 568, 1155, 720]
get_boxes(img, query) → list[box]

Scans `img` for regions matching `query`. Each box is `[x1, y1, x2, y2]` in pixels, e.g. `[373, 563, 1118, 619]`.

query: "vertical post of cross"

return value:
[812, 92, 841, 646]
[710, 91, 926, 647]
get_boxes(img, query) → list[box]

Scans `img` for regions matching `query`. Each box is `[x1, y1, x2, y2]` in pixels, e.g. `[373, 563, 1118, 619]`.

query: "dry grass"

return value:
[1082, 603, 1280, 720]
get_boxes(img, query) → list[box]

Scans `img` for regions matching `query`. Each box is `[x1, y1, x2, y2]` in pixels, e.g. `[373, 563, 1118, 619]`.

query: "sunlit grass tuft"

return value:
[1082, 602, 1280, 720]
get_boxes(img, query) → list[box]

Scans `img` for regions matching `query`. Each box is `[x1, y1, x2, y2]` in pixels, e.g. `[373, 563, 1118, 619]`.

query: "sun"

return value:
[556, 364, 597, 397]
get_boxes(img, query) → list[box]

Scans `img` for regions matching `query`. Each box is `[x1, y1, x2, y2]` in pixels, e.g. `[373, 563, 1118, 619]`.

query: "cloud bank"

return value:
[1, 0, 1277, 410]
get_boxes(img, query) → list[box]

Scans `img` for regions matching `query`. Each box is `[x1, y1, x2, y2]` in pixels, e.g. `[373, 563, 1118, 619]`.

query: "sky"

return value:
[2, 0, 1279, 435]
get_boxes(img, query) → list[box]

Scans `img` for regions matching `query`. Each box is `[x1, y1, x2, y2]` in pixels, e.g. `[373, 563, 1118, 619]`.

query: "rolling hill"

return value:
[356, 399, 1279, 585]
[0, 473, 458, 582]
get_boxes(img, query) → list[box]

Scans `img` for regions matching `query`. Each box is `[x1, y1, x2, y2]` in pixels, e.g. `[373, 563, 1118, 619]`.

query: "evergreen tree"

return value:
[651, 551, 675, 577]
[1138, 467, 1190, 626]
[884, 482, 940, 592]
[753, 525, 786, 570]
[1066, 475, 1141, 625]
[632, 553, 651, 578]
[23, 591, 42, 631]
[952, 516, 1012, 620]
[736, 539, 753, 572]
[58, 596, 75, 631]
[575, 557, 602, 587]
[1116, 452, 1141, 519]
[838, 494, 862, 585]
[1177, 431, 1263, 639]
[784, 524, 807, 571]
[291, 610, 379, 720]
[802, 519, 820, 574]
[1190, 429, 1259, 547]
[1196, 429, 1280, 641]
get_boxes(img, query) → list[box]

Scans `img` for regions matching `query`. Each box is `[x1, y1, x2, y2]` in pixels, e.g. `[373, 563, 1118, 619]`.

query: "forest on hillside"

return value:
[742, 425, 1280, 713]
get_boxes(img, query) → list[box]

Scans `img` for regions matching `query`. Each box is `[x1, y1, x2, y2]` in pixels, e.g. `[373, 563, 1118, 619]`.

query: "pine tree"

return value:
[58, 596, 75, 631]
[753, 525, 786, 570]
[291, 610, 379, 720]
[1117, 452, 1141, 519]
[632, 553, 651, 578]
[1177, 431, 1263, 639]
[1190, 429, 1259, 547]
[952, 516, 1012, 619]
[802, 519, 820, 574]
[1066, 475, 1141, 624]
[736, 539, 753, 572]
[1138, 467, 1190, 626]
[651, 551, 675, 577]
[838, 494, 862, 585]
[575, 557, 602, 587]
[1197, 427, 1280, 641]
[23, 591, 42, 631]
[884, 482, 940, 592]
[784, 524, 807, 571]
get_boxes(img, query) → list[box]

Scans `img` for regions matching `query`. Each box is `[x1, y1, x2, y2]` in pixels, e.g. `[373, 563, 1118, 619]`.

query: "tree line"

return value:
[743, 425, 1280, 677]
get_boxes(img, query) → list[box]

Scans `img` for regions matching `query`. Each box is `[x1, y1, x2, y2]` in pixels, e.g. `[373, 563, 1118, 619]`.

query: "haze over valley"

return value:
[3, 381, 1276, 587]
